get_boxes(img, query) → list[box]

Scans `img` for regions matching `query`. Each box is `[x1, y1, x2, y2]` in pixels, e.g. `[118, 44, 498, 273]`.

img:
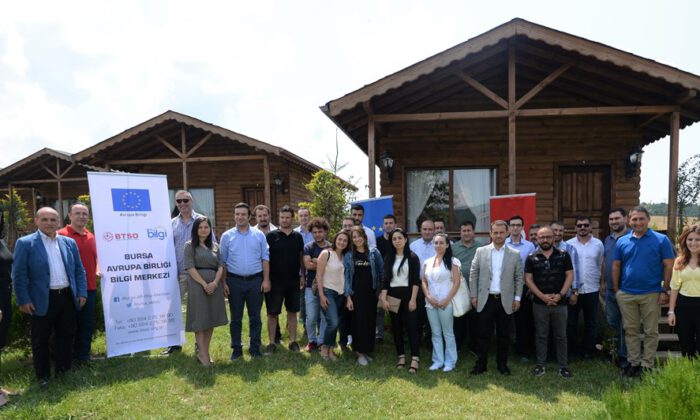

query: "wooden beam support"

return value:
[373, 110, 509, 122]
[157, 135, 184, 158]
[368, 118, 376, 198]
[56, 159, 63, 222]
[181, 125, 188, 190]
[456, 72, 508, 109]
[638, 90, 697, 128]
[668, 111, 680, 242]
[5, 177, 87, 185]
[508, 45, 517, 194]
[185, 133, 213, 158]
[515, 63, 571, 109]
[58, 162, 75, 178]
[41, 164, 59, 179]
[107, 155, 268, 165]
[263, 155, 271, 207]
[516, 105, 679, 117]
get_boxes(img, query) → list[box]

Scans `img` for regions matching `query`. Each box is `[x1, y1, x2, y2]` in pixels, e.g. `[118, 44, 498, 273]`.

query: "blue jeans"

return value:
[74, 289, 97, 361]
[605, 289, 627, 361]
[227, 275, 263, 355]
[321, 288, 344, 347]
[305, 287, 327, 345]
[426, 304, 457, 368]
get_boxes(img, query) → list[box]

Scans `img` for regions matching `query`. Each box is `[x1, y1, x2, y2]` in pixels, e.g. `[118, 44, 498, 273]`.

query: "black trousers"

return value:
[514, 288, 535, 357]
[475, 294, 512, 369]
[676, 295, 700, 358]
[388, 287, 420, 358]
[31, 288, 77, 380]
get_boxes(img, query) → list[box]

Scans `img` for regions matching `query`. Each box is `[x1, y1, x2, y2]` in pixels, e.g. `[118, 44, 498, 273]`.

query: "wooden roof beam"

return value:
[456, 72, 508, 109]
[157, 135, 184, 158]
[638, 89, 698, 128]
[185, 133, 213, 158]
[515, 63, 572, 109]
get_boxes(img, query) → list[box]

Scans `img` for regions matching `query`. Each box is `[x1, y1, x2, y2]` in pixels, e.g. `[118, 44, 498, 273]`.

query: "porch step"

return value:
[640, 333, 678, 342]
[655, 350, 682, 362]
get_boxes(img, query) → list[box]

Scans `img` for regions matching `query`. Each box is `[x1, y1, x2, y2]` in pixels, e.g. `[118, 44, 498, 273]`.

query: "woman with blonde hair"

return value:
[668, 223, 700, 358]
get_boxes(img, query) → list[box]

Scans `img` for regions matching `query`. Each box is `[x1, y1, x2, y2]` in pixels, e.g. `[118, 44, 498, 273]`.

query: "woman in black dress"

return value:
[380, 229, 421, 373]
[344, 226, 383, 366]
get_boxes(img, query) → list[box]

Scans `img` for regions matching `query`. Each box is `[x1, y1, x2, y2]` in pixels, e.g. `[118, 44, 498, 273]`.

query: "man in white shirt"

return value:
[350, 204, 377, 249]
[253, 204, 277, 234]
[565, 215, 604, 360]
[410, 219, 436, 275]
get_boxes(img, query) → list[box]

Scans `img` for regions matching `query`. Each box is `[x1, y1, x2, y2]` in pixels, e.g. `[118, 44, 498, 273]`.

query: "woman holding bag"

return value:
[422, 233, 461, 372]
[380, 228, 421, 373]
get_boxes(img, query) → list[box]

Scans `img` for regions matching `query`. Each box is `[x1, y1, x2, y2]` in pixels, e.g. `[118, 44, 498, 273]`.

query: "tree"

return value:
[677, 154, 700, 235]
[0, 188, 31, 246]
[299, 170, 352, 235]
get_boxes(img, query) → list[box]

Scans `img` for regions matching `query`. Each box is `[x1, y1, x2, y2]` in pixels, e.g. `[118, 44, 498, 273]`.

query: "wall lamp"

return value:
[273, 174, 285, 194]
[379, 151, 394, 183]
[625, 146, 644, 179]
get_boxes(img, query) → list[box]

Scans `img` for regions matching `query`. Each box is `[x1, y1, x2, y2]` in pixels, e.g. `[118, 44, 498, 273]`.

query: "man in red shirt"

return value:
[58, 202, 98, 364]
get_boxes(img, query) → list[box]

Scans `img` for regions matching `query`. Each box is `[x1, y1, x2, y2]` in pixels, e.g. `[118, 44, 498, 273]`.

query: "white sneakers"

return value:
[357, 355, 369, 366]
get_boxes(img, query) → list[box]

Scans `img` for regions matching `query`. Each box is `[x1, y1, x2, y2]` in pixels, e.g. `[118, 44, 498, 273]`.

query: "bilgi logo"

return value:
[147, 226, 168, 240]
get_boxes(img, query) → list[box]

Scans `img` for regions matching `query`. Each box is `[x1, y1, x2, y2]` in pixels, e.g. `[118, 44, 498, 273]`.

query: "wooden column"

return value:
[263, 156, 271, 206]
[668, 111, 681, 241]
[31, 187, 37, 216]
[368, 118, 376, 198]
[56, 159, 64, 222]
[507, 45, 517, 194]
[181, 126, 188, 190]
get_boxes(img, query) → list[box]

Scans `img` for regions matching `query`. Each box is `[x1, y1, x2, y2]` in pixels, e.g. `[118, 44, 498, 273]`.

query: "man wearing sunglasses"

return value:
[566, 216, 604, 360]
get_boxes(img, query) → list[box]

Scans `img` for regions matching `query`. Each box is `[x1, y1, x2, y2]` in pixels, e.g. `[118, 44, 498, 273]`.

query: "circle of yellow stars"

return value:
[121, 191, 143, 210]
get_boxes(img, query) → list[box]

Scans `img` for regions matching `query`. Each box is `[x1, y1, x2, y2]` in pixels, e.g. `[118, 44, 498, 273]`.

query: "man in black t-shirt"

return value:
[266, 206, 305, 353]
[525, 226, 574, 379]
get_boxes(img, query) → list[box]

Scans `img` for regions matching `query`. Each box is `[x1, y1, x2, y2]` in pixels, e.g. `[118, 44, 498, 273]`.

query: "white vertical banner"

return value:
[87, 172, 185, 357]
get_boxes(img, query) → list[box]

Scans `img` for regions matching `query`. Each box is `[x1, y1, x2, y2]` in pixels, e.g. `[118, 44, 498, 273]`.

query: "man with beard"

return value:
[302, 217, 332, 351]
[253, 205, 277, 235]
[603, 208, 632, 369]
[265, 206, 305, 353]
[351, 204, 377, 249]
[525, 226, 574, 379]
[375, 214, 397, 343]
[566, 216, 604, 360]
[452, 220, 481, 352]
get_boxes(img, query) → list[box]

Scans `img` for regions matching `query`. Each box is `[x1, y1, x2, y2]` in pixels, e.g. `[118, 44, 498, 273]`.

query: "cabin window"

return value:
[406, 168, 496, 233]
[168, 188, 216, 227]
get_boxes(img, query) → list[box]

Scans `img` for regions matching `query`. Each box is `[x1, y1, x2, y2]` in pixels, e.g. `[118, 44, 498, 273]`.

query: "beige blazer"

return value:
[468, 243, 524, 314]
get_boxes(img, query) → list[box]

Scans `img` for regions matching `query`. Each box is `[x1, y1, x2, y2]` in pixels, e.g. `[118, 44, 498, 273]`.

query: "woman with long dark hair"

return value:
[184, 217, 227, 366]
[669, 223, 700, 358]
[316, 230, 351, 360]
[344, 226, 383, 366]
[422, 233, 461, 372]
[380, 228, 421, 373]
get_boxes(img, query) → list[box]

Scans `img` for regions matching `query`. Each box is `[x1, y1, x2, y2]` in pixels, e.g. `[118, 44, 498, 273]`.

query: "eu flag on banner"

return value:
[351, 196, 394, 238]
[111, 189, 152, 211]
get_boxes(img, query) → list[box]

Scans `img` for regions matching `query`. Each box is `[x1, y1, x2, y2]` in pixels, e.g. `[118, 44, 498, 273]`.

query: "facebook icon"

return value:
[111, 189, 152, 211]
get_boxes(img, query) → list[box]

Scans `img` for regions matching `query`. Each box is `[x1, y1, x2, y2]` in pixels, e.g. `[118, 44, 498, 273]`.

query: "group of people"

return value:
[5, 188, 700, 389]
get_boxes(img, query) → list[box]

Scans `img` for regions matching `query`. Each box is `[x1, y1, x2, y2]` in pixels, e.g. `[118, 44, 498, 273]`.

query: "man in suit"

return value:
[12, 207, 87, 384]
[469, 220, 524, 375]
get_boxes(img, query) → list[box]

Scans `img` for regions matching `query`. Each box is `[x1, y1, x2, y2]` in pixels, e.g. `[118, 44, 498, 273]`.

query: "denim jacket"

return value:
[343, 248, 384, 296]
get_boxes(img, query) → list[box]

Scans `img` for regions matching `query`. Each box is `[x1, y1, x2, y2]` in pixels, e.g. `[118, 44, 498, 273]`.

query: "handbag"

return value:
[452, 275, 471, 317]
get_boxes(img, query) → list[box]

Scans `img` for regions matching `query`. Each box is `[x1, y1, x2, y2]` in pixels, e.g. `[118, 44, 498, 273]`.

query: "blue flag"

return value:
[111, 188, 152, 211]
[351, 196, 394, 238]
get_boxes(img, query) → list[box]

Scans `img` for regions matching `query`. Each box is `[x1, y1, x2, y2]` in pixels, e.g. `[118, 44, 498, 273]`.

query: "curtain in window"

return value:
[406, 170, 445, 232]
[453, 169, 494, 232]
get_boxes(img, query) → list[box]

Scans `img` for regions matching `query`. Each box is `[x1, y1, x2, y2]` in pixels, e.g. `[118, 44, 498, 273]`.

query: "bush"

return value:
[604, 357, 700, 419]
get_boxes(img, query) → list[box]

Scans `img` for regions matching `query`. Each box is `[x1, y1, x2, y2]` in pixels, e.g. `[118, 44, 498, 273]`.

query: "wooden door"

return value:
[242, 187, 276, 215]
[558, 165, 611, 240]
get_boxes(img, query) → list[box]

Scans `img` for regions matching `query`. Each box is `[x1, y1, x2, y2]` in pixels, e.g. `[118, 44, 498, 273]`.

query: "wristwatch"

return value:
[572, 288, 579, 296]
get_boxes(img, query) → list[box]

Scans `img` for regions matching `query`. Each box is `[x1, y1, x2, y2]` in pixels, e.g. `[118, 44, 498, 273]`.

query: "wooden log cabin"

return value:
[1, 111, 339, 239]
[321, 18, 700, 242]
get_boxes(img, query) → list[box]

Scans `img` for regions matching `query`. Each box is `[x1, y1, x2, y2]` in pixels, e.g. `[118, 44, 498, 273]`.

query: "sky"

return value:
[1, 0, 698, 203]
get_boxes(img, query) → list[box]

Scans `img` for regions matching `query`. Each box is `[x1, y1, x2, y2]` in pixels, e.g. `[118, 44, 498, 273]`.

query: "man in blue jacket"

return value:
[12, 207, 87, 384]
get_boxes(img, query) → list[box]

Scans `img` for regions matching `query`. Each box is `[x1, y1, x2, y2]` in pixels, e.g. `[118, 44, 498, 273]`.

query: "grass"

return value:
[0, 305, 673, 419]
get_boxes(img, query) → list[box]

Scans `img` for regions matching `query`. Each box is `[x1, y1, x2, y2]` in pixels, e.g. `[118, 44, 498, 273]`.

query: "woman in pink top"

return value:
[316, 231, 351, 360]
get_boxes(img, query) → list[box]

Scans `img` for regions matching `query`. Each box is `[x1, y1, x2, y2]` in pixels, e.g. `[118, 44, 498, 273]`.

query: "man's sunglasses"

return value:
[176, 199, 190, 204]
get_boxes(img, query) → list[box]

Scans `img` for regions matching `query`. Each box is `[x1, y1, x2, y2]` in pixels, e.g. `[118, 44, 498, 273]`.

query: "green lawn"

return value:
[0, 308, 639, 419]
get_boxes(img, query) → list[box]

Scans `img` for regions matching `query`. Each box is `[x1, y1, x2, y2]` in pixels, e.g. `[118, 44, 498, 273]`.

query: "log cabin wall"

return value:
[379, 115, 642, 239]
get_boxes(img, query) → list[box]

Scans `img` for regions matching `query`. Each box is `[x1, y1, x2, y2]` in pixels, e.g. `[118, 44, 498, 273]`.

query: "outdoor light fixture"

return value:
[625, 146, 644, 178]
[273, 174, 285, 193]
[379, 151, 394, 183]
